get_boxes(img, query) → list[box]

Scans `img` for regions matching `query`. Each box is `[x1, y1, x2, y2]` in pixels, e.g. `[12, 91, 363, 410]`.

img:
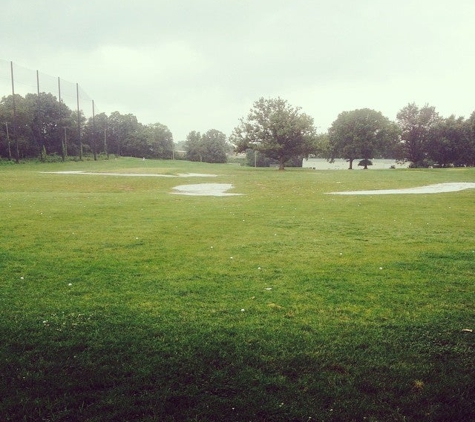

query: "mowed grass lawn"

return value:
[1, 158, 474, 422]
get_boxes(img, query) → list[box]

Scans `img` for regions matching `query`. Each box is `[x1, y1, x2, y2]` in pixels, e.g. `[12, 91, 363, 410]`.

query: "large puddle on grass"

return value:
[328, 182, 475, 195]
[172, 183, 242, 196]
[41, 171, 241, 196]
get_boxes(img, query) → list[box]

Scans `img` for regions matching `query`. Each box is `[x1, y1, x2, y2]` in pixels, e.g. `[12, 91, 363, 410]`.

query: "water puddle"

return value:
[172, 183, 242, 196]
[328, 182, 475, 195]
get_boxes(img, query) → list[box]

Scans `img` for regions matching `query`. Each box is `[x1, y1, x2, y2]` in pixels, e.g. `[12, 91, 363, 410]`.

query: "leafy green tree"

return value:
[184, 131, 203, 162]
[464, 111, 475, 167]
[108, 111, 139, 156]
[232, 97, 316, 170]
[358, 159, 373, 168]
[428, 115, 466, 167]
[200, 129, 228, 163]
[312, 132, 331, 159]
[184, 129, 228, 163]
[91, 117, 173, 159]
[144, 123, 174, 159]
[397, 103, 439, 167]
[245, 149, 275, 167]
[25, 92, 72, 159]
[0, 94, 34, 161]
[91, 112, 109, 158]
[56, 113, 77, 161]
[328, 108, 398, 169]
[84, 112, 113, 160]
[69, 110, 87, 158]
[0, 92, 178, 161]
[0, 121, 12, 159]
[124, 123, 149, 157]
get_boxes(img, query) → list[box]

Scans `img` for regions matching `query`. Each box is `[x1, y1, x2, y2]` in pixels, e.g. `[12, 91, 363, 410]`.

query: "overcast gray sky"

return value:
[1, 0, 474, 142]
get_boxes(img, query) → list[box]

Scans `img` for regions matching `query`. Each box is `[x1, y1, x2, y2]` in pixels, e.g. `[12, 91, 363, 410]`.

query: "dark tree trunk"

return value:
[279, 157, 285, 170]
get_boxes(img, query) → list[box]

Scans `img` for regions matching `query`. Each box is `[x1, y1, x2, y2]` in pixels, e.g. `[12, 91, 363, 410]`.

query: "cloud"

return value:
[1, 0, 475, 142]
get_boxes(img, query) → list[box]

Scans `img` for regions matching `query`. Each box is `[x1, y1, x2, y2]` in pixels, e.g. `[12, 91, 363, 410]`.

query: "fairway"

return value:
[1, 158, 474, 422]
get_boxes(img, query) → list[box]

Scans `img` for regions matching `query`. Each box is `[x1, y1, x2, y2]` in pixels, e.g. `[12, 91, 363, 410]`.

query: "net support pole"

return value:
[92, 100, 97, 161]
[76, 83, 82, 160]
[11, 61, 19, 163]
[58, 77, 66, 161]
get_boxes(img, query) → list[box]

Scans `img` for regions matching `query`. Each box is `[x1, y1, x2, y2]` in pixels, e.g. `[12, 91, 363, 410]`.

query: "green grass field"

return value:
[1, 158, 474, 421]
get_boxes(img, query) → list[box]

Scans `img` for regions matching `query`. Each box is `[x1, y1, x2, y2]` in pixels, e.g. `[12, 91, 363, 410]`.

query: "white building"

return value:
[302, 158, 409, 170]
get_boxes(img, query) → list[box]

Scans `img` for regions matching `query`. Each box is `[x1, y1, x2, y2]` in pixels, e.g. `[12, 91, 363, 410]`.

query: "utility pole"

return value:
[92, 100, 97, 161]
[76, 83, 82, 160]
[63, 127, 68, 159]
[104, 127, 108, 159]
[58, 77, 66, 161]
[37, 69, 46, 161]
[11, 61, 19, 163]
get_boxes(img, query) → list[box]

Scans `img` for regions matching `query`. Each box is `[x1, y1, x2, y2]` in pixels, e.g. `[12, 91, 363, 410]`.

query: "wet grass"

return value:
[1, 158, 474, 421]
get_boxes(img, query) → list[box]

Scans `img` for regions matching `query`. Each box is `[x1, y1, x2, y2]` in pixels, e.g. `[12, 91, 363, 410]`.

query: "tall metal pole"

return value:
[37, 69, 46, 160]
[104, 127, 108, 159]
[76, 83, 82, 160]
[11, 61, 19, 163]
[92, 99, 97, 161]
[58, 77, 66, 161]
[63, 127, 68, 159]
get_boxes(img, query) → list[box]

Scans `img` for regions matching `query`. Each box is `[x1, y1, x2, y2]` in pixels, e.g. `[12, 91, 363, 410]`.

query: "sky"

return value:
[1, 0, 475, 142]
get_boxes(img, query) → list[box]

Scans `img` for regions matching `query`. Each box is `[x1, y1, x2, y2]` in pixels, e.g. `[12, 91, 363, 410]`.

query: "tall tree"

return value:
[122, 123, 149, 157]
[69, 110, 87, 157]
[397, 103, 439, 167]
[87, 112, 109, 158]
[464, 111, 475, 167]
[0, 94, 34, 160]
[108, 111, 139, 156]
[231, 97, 316, 170]
[184, 129, 228, 163]
[200, 129, 228, 163]
[25, 92, 72, 159]
[1, 92, 179, 161]
[84, 114, 102, 160]
[428, 115, 466, 167]
[312, 132, 331, 160]
[144, 123, 174, 159]
[184, 131, 204, 162]
[328, 108, 398, 169]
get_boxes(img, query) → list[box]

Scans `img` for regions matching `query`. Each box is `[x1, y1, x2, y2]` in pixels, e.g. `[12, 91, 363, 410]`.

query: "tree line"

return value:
[233, 99, 475, 169]
[0, 93, 174, 162]
[2, 92, 474, 169]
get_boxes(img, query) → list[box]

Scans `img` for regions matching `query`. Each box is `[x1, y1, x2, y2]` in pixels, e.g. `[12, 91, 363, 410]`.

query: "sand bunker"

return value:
[328, 182, 475, 195]
[172, 183, 242, 196]
[41, 171, 217, 178]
